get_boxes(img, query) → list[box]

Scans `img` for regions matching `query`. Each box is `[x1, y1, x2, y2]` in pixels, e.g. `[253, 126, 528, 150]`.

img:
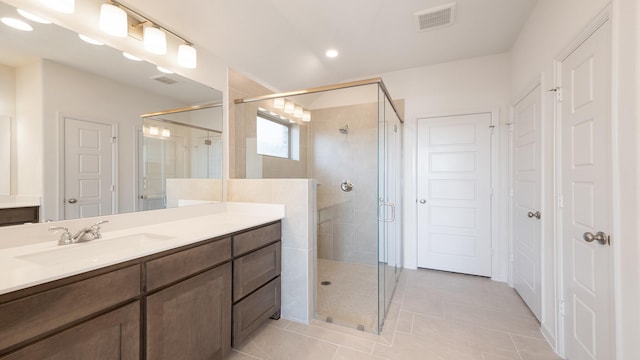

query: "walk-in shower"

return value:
[233, 78, 403, 334]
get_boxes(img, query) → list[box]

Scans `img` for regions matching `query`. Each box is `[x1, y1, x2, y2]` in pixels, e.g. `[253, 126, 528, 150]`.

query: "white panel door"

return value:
[560, 20, 613, 360]
[417, 113, 492, 276]
[513, 85, 542, 320]
[64, 117, 114, 219]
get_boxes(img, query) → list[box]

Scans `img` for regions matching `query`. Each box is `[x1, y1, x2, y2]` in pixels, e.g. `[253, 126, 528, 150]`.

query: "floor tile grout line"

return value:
[275, 323, 377, 354]
[230, 349, 263, 360]
[509, 333, 526, 360]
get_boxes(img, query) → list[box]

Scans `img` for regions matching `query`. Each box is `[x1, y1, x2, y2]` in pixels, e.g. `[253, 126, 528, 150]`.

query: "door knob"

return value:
[527, 211, 541, 219]
[68, 198, 77, 204]
[583, 231, 609, 245]
[419, 199, 426, 204]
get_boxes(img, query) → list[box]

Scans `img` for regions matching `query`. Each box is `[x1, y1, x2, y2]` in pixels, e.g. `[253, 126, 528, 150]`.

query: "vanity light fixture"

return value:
[177, 44, 197, 69]
[273, 98, 285, 109]
[99, 3, 127, 37]
[293, 106, 303, 118]
[100, 1, 198, 68]
[1, 17, 33, 31]
[161, 129, 170, 137]
[149, 126, 159, 135]
[284, 101, 295, 114]
[143, 25, 167, 55]
[17, 9, 51, 24]
[41, 0, 74, 14]
[122, 52, 143, 61]
[78, 34, 104, 45]
[302, 110, 311, 122]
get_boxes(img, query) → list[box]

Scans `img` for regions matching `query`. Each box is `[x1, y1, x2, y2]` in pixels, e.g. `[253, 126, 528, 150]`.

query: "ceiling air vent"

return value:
[151, 75, 180, 85]
[414, 2, 456, 32]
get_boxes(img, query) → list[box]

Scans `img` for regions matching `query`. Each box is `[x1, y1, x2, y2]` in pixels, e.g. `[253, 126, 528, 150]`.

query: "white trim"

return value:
[556, 6, 611, 62]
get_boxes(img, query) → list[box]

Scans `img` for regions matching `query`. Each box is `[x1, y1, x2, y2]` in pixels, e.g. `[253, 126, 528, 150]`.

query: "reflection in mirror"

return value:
[140, 105, 223, 211]
[0, 116, 9, 195]
[0, 1, 223, 222]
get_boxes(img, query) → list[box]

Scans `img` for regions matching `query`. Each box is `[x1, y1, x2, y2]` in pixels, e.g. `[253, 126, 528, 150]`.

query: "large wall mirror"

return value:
[0, 1, 223, 222]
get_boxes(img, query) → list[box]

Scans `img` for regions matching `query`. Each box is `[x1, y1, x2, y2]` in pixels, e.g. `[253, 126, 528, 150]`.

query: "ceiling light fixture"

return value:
[17, 9, 51, 24]
[325, 49, 339, 58]
[99, 3, 127, 37]
[78, 34, 104, 45]
[1, 17, 33, 31]
[122, 52, 143, 61]
[40, 0, 74, 14]
[100, 1, 198, 68]
[284, 101, 295, 114]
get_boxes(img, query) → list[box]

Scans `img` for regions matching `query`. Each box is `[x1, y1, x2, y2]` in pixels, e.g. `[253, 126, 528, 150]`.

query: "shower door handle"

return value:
[378, 202, 396, 222]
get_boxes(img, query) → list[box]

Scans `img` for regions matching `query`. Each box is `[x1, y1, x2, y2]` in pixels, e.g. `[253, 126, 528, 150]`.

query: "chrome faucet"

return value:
[49, 220, 109, 245]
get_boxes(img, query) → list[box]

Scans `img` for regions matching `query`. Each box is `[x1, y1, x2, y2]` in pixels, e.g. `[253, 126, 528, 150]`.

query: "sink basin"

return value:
[16, 233, 174, 266]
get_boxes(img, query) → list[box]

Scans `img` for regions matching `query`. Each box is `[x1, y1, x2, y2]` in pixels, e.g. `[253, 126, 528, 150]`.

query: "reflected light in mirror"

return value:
[157, 66, 173, 74]
[1, 17, 33, 31]
[302, 110, 311, 122]
[293, 106, 303, 118]
[149, 126, 159, 135]
[273, 98, 285, 109]
[17, 9, 51, 24]
[284, 101, 294, 114]
[99, 3, 127, 37]
[122, 52, 143, 61]
[78, 34, 104, 46]
[161, 128, 170, 137]
[41, 0, 74, 14]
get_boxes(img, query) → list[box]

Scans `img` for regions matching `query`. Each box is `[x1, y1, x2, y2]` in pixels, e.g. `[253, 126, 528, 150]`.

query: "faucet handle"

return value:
[90, 220, 109, 239]
[49, 226, 73, 245]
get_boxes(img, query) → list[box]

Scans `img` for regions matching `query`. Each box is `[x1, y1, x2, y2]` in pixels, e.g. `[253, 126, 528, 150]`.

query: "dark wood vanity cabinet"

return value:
[0, 206, 39, 227]
[0, 220, 282, 359]
[232, 222, 282, 346]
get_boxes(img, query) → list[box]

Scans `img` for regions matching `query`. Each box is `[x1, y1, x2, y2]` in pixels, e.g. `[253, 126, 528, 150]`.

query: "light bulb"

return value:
[144, 25, 167, 55]
[302, 111, 311, 122]
[40, 0, 74, 14]
[161, 129, 170, 137]
[273, 98, 285, 109]
[149, 126, 159, 135]
[284, 101, 294, 114]
[177, 44, 197, 69]
[100, 3, 127, 37]
[293, 106, 303, 118]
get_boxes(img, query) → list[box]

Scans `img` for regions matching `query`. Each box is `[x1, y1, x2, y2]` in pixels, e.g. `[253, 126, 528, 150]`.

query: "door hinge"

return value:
[548, 86, 563, 102]
[111, 185, 116, 192]
[559, 301, 566, 316]
[557, 194, 564, 209]
[111, 136, 117, 143]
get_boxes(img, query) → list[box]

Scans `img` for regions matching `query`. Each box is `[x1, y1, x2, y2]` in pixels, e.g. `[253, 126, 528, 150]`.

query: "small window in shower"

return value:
[256, 115, 290, 158]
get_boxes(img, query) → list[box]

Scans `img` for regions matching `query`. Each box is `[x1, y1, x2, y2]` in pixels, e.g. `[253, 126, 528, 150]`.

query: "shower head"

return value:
[339, 124, 349, 134]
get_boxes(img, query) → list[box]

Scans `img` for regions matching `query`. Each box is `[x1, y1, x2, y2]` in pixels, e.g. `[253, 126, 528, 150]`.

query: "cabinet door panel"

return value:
[233, 276, 281, 346]
[147, 263, 231, 360]
[1, 301, 140, 360]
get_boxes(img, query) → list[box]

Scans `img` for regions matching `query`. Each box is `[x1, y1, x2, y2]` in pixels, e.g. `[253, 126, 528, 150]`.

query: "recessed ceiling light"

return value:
[156, 66, 173, 74]
[1, 17, 33, 31]
[17, 9, 51, 24]
[325, 49, 339, 58]
[78, 34, 103, 45]
[122, 52, 143, 61]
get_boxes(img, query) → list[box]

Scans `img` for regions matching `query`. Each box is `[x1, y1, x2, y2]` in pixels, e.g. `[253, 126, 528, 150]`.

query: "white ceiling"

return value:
[131, 0, 538, 91]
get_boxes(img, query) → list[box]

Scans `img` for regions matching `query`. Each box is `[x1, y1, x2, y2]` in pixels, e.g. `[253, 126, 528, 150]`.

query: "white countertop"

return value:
[0, 203, 284, 296]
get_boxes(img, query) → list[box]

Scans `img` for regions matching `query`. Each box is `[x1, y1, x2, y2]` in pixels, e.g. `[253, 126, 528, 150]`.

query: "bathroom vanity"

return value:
[0, 205, 283, 359]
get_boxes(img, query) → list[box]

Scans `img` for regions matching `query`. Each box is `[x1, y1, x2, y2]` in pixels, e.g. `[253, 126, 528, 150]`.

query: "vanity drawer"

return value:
[0, 265, 140, 352]
[146, 237, 231, 291]
[233, 241, 281, 302]
[0, 206, 39, 227]
[232, 276, 281, 346]
[233, 222, 281, 257]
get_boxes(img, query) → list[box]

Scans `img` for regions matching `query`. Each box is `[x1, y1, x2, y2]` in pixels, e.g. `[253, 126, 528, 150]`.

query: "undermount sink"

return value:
[16, 233, 174, 266]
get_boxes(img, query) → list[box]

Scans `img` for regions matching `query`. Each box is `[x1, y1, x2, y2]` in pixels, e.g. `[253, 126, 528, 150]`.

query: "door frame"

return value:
[554, 6, 616, 358]
[411, 107, 502, 280]
[58, 113, 118, 219]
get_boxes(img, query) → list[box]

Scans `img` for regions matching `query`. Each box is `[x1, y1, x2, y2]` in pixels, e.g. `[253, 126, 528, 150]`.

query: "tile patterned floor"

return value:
[227, 268, 561, 360]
